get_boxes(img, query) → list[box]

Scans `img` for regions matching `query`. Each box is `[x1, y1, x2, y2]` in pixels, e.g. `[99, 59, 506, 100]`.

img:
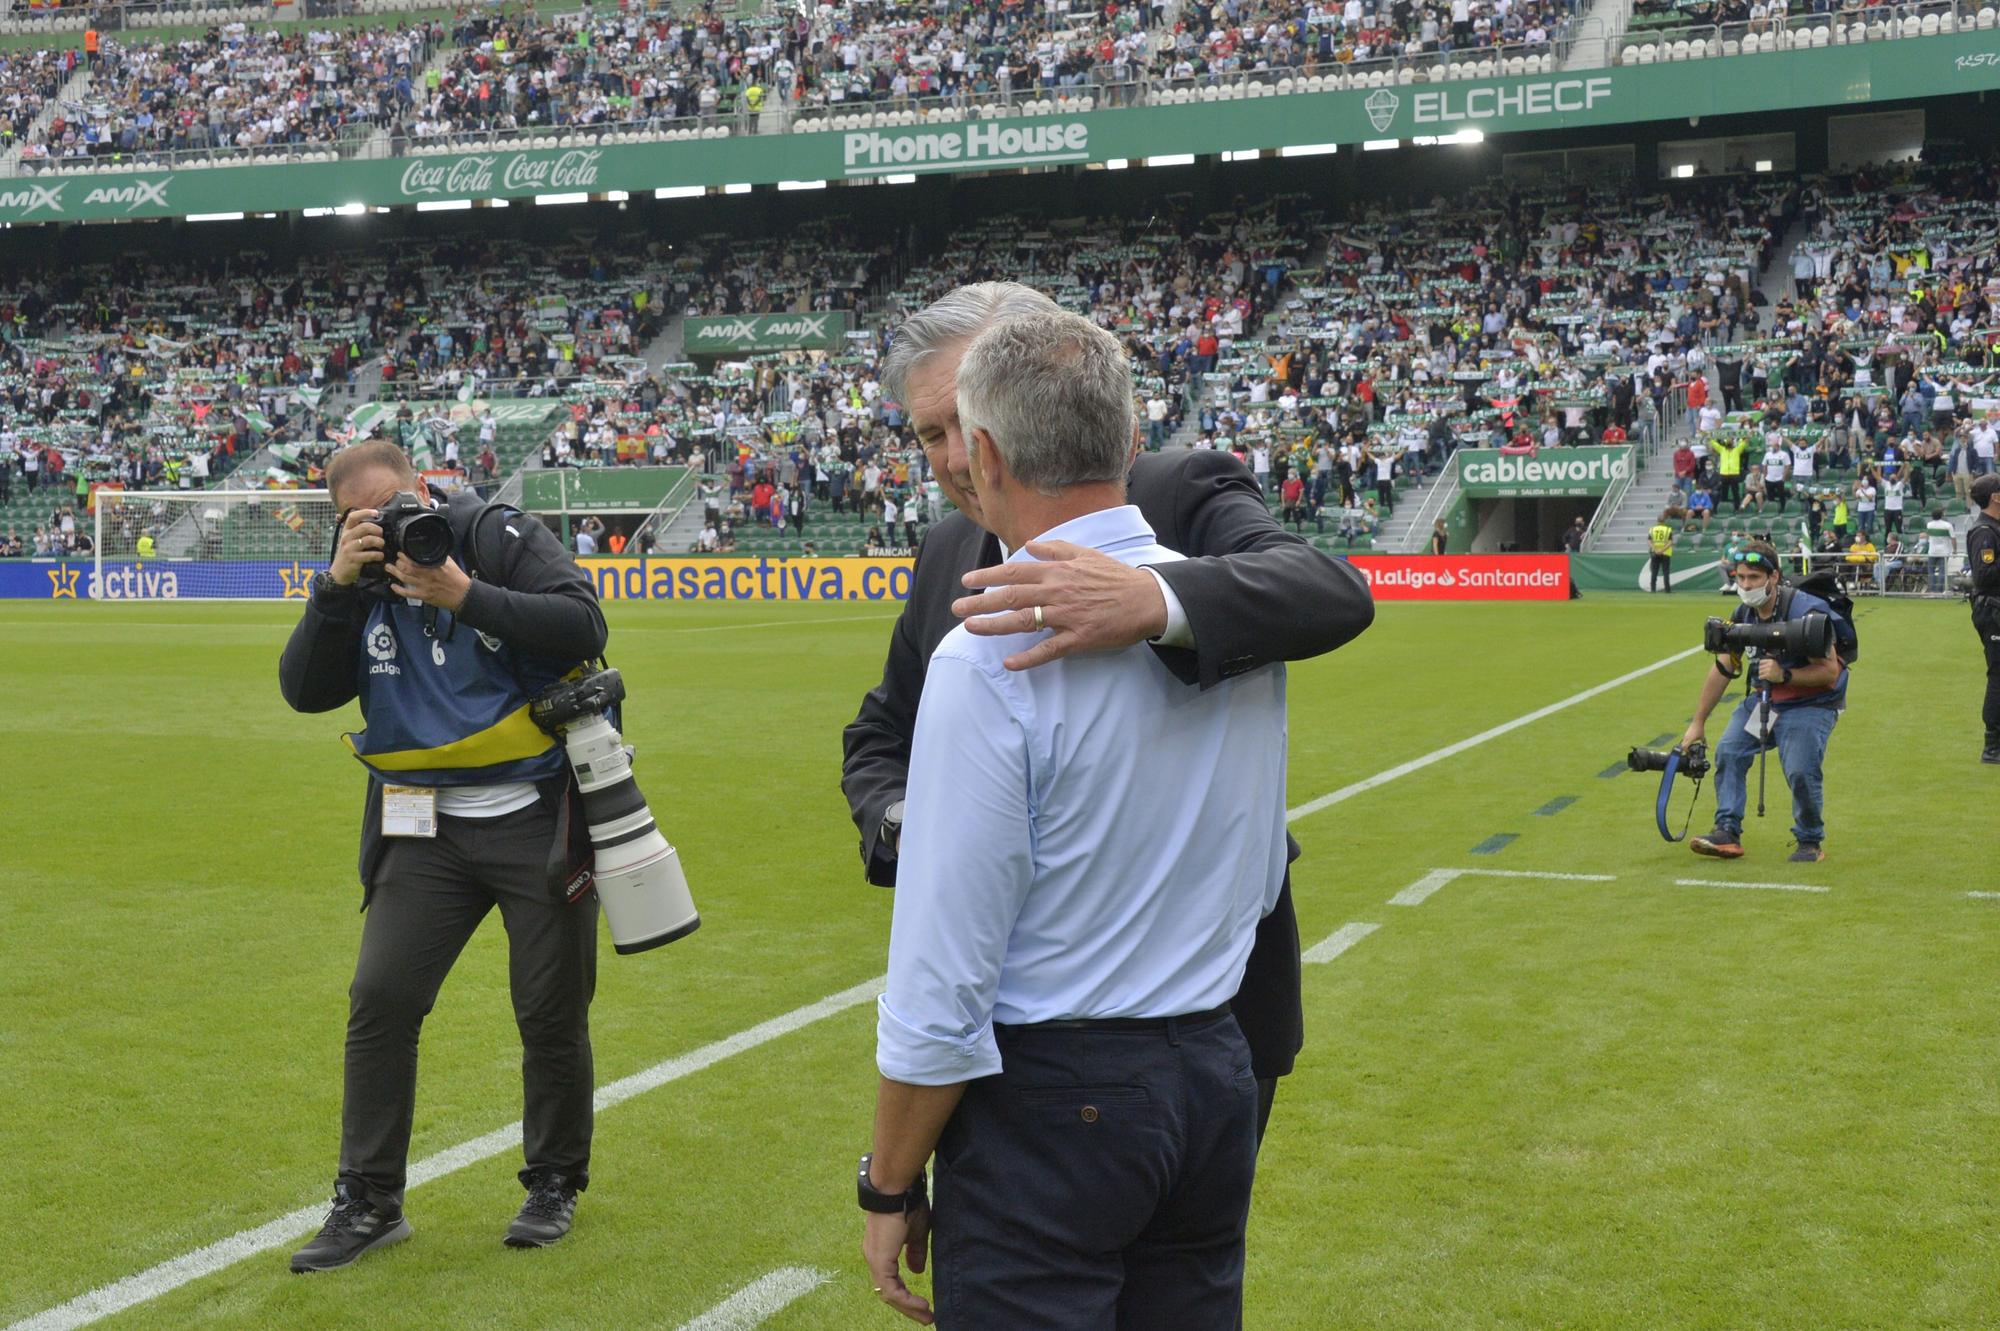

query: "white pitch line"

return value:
[1285, 647, 1705, 823]
[1388, 869, 1462, 907]
[1388, 867, 1618, 907]
[1303, 922, 1380, 964]
[673, 1266, 833, 1331]
[1674, 878, 1828, 894]
[1968, 891, 2000, 900]
[5, 978, 886, 1331]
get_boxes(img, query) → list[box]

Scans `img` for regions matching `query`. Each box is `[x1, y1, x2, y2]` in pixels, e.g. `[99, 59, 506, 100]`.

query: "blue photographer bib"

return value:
[345, 592, 575, 787]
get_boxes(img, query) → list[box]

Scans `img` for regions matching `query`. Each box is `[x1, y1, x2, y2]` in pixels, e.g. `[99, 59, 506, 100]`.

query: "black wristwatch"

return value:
[1780, 666, 1794, 684]
[857, 1153, 927, 1215]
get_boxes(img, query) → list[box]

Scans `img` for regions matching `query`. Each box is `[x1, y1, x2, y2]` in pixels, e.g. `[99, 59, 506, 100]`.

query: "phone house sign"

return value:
[839, 121, 1090, 176]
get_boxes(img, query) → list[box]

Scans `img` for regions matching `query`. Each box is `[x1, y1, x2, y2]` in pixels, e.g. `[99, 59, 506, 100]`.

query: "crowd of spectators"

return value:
[19, 20, 431, 168]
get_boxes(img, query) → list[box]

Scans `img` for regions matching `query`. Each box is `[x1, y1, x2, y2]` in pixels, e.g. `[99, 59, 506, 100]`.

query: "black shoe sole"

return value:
[289, 1217, 413, 1273]
[503, 1225, 571, 1250]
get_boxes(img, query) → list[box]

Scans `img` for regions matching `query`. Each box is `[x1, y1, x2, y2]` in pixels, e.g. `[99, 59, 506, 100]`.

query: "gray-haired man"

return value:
[843, 282, 1373, 1147]
[861, 309, 1288, 1328]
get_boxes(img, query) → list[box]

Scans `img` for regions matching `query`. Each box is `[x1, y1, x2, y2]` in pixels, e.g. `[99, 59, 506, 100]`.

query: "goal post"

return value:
[92, 490, 336, 601]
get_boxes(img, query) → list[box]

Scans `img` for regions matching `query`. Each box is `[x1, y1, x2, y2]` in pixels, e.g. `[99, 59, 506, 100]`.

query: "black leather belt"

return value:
[998, 1003, 1232, 1035]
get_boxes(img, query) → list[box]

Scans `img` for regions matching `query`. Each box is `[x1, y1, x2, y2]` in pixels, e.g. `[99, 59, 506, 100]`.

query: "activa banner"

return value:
[1347, 554, 1572, 600]
[3, 36, 1999, 223]
[1457, 446, 1632, 497]
[582, 555, 913, 600]
[683, 312, 851, 354]
[0, 554, 918, 600]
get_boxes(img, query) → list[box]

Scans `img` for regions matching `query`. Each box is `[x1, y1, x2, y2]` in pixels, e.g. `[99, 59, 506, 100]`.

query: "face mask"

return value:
[1737, 583, 1772, 609]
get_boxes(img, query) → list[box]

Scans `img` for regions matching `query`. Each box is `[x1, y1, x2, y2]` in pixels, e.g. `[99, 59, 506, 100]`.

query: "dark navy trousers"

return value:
[931, 1009, 1259, 1330]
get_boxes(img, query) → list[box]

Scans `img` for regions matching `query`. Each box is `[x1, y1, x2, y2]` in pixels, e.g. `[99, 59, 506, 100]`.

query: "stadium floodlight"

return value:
[655, 185, 705, 199]
[1362, 139, 1399, 151]
[883, 174, 917, 185]
[1102, 158, 1129, 170]
[1279, 143, 1338, 157]
[302, 207, 334, 217]
[777, 180, 827, 191]
[187, 212, 247, 222]
[603, 190, 631, 202]
[416, 199, 474, 212]
[1412, 136, 1439, 146]
[1223, 149, 1263, 162]
[1674, 163, 1696, 178]
[1756, 159, 1774, 172]
[1443, 129, 1485, 144]
[334, 202, 366, 216]
[1146, 153, 1195, 167]
[536, 192, 589, 206]
[723, 183, 752, 194]
[94, 489, 337, 601]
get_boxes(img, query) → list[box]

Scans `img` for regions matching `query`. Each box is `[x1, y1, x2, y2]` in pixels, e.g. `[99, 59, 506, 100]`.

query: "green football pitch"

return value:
[0, 593, 1992, 1331]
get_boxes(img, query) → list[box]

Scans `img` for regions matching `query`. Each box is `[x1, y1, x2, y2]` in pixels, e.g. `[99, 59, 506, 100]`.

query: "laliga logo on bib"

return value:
[367, 625, 398, 662]
[477, 630, 505, 653]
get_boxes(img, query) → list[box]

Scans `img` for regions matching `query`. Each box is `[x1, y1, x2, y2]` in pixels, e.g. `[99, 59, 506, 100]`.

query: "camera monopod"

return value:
[1751, 671, 1775, 820]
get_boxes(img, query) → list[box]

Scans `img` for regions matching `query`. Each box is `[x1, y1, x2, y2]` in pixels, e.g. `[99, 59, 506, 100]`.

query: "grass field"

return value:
[0, 592, 1993, 1331]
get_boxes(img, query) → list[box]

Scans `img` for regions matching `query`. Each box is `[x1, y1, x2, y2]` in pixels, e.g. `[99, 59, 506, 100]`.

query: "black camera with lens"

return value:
[1702, 612, 1832, 661]
[358, 491, 455, 581]
[1627, 740, 1708, 778]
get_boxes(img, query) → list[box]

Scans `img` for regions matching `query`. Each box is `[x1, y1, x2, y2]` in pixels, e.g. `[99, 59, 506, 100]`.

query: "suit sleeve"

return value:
[840, 531, 939, 887]
[1147, 449, 1375, 689]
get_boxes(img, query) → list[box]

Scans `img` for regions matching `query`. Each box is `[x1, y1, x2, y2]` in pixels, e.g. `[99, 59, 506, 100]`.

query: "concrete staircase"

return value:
[1561, 0, 1633, 71]
[1, 60, 91, 175]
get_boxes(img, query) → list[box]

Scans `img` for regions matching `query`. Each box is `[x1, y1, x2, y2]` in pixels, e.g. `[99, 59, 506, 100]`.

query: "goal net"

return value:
[92, 490, 336, 601]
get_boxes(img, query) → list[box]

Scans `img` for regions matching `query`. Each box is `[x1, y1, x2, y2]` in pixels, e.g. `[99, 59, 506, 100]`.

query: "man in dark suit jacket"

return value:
[842, 282, 1376, 1138]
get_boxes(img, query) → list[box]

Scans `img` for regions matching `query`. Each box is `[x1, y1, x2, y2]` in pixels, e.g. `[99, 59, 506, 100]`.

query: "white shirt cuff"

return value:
[1144, 566, 1195, 650]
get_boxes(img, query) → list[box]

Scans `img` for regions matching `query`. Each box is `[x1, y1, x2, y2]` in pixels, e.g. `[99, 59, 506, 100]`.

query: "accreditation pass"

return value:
[382, 785, 438, 838]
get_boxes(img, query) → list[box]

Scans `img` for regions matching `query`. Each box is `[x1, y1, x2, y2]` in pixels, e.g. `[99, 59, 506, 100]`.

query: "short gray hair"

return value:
[881, 281, 1062, 404]
[955, 310, 1134, 495]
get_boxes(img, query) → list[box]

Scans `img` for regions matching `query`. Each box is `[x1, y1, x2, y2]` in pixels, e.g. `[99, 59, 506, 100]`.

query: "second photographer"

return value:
[1679, 542, 1852, 864]
[278, 441, 608, 1271]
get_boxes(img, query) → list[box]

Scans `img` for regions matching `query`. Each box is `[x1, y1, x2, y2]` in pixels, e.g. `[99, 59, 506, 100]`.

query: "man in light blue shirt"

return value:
[859, 310, 1287, 1328]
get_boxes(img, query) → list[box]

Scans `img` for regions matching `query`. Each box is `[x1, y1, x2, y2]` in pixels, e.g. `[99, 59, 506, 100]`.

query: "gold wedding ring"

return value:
[1032, 605, 1045, 631]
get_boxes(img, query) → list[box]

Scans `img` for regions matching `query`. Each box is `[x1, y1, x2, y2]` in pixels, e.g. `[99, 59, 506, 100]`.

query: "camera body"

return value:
[531, 668, 700, 955]
[358, 491, 455, 582]
[1628, 740, 1708, 779]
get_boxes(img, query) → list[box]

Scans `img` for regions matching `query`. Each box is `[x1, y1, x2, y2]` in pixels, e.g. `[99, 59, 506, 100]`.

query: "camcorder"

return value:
[1702, 612, 1832, 661]
[354, 492, 455, 583]
[531, 668, 701, 954]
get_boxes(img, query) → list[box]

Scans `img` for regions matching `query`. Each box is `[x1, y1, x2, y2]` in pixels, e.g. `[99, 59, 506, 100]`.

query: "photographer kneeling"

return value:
[279, 441, 607, 1271]
[1679, 542, 1850, 864]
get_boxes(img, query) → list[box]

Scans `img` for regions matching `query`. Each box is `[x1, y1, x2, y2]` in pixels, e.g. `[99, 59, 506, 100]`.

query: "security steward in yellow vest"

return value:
[1712, 435, 1749, 511]
[1966, 473, 2000, 762]
[1648, 514, 1675, 593]
[280, 441, 607, 1270]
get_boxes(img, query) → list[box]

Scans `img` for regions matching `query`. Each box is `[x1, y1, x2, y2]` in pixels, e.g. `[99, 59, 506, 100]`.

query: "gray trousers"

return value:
[339, 801, 598, 1210]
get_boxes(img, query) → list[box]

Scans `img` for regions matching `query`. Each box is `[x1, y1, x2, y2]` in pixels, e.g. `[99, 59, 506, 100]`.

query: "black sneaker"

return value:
[505, 1173, 579, 1248]
[1787, 841, 1826, 863]
[290, 1183, 412, 1273]
[1983, 736, 2000, 765]
[1690, 828, 1745, 859]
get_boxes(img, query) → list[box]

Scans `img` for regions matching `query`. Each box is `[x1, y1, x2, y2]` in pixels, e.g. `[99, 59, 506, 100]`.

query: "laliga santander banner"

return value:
[1348, 554, 1571, 601]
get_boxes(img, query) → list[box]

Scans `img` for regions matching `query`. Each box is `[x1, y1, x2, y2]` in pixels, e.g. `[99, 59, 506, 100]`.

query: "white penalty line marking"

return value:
[1675, 878, 1829, 894]
[1969, 891, 2000, 900]
[673, 1266, 833, 1331]
[1303, 922, 1380, 964]
[5, 978, 886, 1331]
[1285, 646, 1706, 824]
[1390, 867, 1618, 907]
